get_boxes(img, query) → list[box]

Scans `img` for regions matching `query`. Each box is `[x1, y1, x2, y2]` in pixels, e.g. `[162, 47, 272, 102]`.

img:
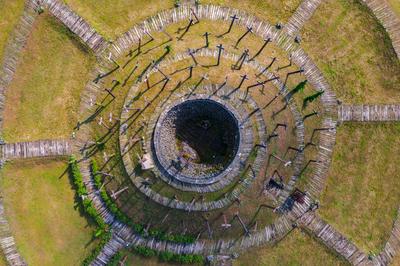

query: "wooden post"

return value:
[221, 213, 232, 229]
[122, 64, 138, 87]
[283, 69, 304, 87]
[93, 65, 120, 84]
[262, 94, 278, 110]
[277, 56, 293, 72]
[249, 38, 271, 61]
[161, 211, 170, 224]
[272, 123, 287, 132]
[203, 32, 210, 48]
[231, 49, 249, 70]
[270, 153, 292, 167]
[272, 103, 288, 120]
[205, 44, 224, 67]
[234, 27, 253, 49]
[187, 74, 208, 97]
[188, 48, 198, 65]
[111, 186, 129, 199]
[212, 76, 228, 96]
[256, 57, 276, 78]
[235, 213, 250, 236]
[303, 110, 319, 121]
[217, 14, 238, 37]
[226, 74, 248, 97]
[299, 159, 320, 176]
[177, 19, 194, 41]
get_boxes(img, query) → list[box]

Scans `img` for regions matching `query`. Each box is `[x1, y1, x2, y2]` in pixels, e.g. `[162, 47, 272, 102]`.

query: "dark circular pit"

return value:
[153, 99, 240, 182]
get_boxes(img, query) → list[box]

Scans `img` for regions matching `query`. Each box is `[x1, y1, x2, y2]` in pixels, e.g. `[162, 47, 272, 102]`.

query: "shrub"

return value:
[107, 252, 123, 266]
[159, 251, 174, 262]
[82, 231, 111, 266]
[69, 156, 87, 197]
[134, 246, 157, 257]
[68, 156, 111, 266]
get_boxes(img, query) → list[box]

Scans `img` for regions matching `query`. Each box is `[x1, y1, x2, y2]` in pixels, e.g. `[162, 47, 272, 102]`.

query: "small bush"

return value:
[89, 160, 195, 244]
[159, 251, 174, 262]
[134, 246, 157, 257]
[68, 156, 111, 266]
[107, 252, 123, 266]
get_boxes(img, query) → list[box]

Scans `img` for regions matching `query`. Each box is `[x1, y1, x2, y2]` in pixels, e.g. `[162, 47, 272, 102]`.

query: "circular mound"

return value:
[153, 99, 240, 183]
[76, 3, 339, 257]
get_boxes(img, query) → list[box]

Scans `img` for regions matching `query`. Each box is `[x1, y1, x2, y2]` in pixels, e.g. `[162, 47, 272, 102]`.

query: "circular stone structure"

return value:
[76, 3, 341, 259]
[142, 89, 265, 196]
[153, 98, 241, 185]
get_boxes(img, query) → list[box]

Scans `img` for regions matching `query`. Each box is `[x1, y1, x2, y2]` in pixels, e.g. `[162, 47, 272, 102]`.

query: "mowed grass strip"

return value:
[2, 12, 95, 142]
[201, 0, 302, 26]
[63, 0, 174, 40]
[0, 0, 26, 62]
[320, 123, 400, 254]
[301, 0, 400, 103]
[63, 0, 300, 40]
[1, 158, 97, 266]
[234, 230, 348, 266]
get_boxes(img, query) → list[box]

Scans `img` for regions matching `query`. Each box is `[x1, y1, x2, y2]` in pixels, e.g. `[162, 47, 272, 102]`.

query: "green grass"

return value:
[0, 0, 26, 63]
[2, 13, 95, 142]
[234, 230, 348, 266]
[0, 254, 5, 266]
[320, 123, 400, 254]
[388, 0, 400, 18]
[63, 0, 301, 40]
[301, 0, 400, 103]
[1, 158, 98, 266]
[63, 0, 174, 40]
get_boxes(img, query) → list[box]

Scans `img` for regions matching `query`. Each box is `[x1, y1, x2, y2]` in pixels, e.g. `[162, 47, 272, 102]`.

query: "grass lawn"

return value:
[319, 123, 400, 254]
[2, 12, 95, 142]
[388, 0, 400, 18]
[0, 158, 97, 266]
[234, 229, 348, 266]
[63, 0, 301, 40]
[301, 0, 400, 103]
[0, 0, 26, 63]
[63, 0, 174, 40]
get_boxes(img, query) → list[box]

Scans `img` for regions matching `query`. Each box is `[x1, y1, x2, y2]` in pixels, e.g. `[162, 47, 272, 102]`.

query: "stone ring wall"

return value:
[150, 93, 255, 190]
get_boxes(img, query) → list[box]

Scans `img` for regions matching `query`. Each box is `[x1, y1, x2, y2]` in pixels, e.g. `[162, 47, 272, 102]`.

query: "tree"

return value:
[284, 80, 307, 102]
[302, 91, 324, 110]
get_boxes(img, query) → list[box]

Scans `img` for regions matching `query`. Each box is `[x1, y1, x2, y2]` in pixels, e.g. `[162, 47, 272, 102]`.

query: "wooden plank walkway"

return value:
[288, 48, 338, 200]
[75, 143, 316, 265]
[0, 0, 39, 131]
[90, 233, 126, 266]
[0, 202, 27, 265]
[373, 206, 400, 265]
[1, 139, 72, 160]
[361, 0, 400, 59]
[42, 0, 107, 54]
[0, 3, 39, 263]
[299, 212, 370, 265]
[107, 4, 338, 202]
[285, 0, 323, 37]
[338, 104, 400, 122]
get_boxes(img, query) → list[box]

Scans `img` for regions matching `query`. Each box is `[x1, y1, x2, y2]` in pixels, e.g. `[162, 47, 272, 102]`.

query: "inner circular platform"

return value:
[153, 98, 241, 184]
